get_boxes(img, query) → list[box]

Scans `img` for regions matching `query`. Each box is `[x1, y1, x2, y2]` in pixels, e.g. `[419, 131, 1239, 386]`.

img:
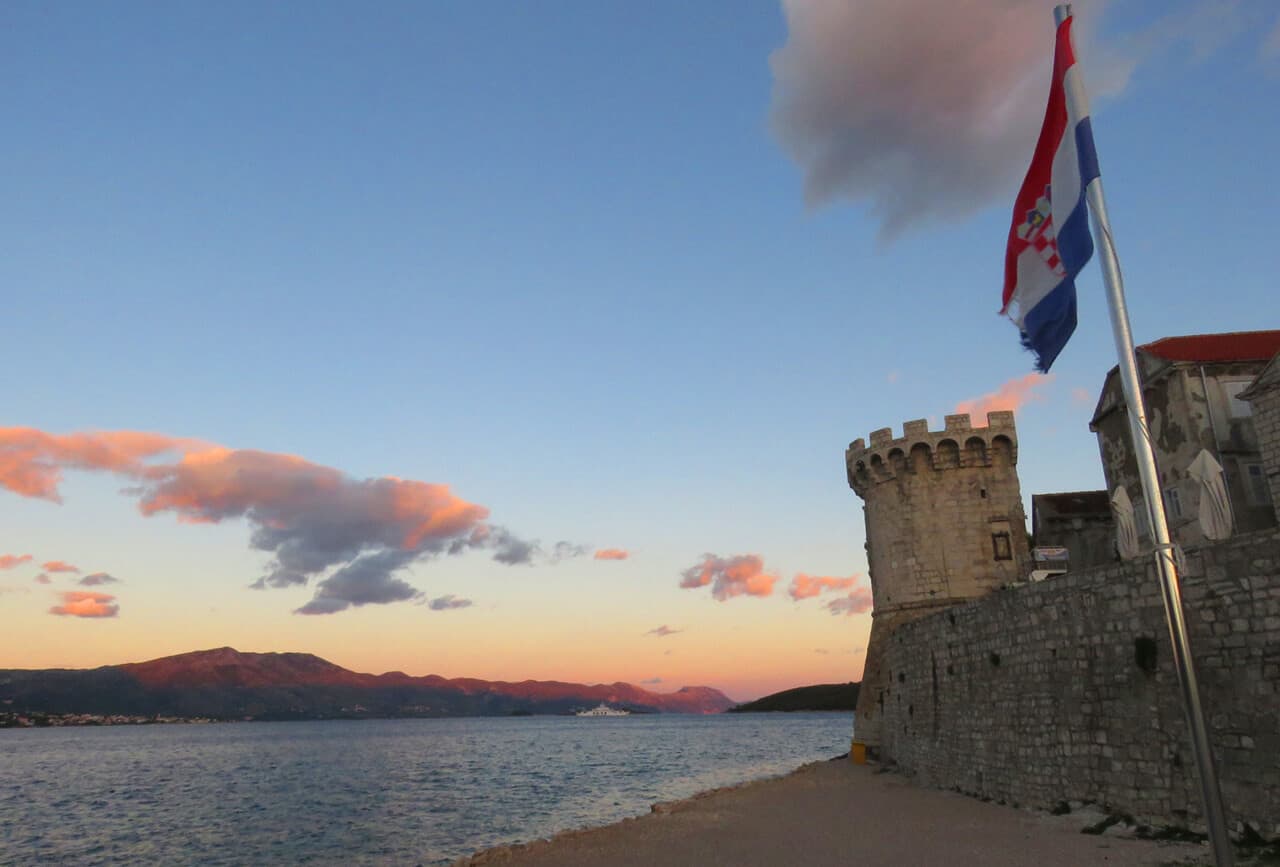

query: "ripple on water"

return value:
[0, 713, 850, 865]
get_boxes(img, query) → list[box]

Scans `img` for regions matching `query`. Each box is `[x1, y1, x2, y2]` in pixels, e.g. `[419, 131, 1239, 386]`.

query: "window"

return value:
[1223, 381, 1253, 418]
[1245, 463, 1272, 505]
[991, 532, 1012, 561]
[1134, 496, 1151, 541]
[1164, 486, 1183, 520]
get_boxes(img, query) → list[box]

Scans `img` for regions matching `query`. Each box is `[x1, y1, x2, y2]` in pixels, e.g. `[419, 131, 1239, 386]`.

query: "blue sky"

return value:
[2, 0, 1277, 698]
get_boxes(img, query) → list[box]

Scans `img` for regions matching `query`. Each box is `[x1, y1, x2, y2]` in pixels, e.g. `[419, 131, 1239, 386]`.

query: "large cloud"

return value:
[679, 554, 778, 600]
[1, 427, 563, 615]
[0, 553, 32, 570]
[788, 573, 860, 600]
[769, 0, 1133, 237]
[50, 590, 119, 618]
[955, 372, 1052, 420]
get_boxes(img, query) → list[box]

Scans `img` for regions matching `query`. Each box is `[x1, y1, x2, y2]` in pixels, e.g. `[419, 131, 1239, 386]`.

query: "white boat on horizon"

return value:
[575, 703, 630, 717]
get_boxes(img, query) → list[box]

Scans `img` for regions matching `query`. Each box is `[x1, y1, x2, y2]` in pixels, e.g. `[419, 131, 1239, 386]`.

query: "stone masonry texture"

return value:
[874, 527, 1280, 838]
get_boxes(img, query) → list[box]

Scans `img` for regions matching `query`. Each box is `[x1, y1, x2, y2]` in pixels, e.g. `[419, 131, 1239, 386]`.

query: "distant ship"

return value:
[575, 703, 630, 717]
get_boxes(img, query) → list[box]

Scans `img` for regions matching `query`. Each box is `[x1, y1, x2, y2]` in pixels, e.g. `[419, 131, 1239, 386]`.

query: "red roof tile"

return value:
[1139, 331, 1280, 364]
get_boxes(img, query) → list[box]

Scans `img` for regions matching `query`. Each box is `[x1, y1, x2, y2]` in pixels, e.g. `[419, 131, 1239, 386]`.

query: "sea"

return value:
[0, 712, 852, 865]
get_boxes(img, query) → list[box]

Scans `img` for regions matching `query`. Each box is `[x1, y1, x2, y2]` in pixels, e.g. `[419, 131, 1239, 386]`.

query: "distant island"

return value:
[726, 682, 860, 713]
[0, 647, 734, 726]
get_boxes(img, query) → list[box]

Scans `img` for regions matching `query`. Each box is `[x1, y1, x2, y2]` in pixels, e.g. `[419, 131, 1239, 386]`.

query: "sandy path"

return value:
[458, 759, 1207, 866]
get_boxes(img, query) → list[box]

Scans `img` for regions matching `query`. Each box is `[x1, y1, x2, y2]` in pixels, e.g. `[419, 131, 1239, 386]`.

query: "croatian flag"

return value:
[1001, 13, 1100, 372]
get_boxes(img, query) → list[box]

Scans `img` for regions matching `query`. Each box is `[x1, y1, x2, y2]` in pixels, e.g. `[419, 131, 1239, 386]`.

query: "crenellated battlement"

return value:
[846, 411, 1018, 494]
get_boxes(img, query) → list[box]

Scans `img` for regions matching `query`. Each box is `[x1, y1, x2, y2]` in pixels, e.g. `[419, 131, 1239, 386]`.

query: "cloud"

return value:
[41, 560, 80, 574]
[679, 554, 778, 600]
[814, 648, 830, 655]
[770, 0, 1093, 237]
[641, 677, 663, 685]
[593, 548, 630, 561]
[0, 427, 559, 616]
[482, 529, 587, 566]
[49, 590, 119, 618]
[33, 573, 51, 584]
[1266, 15, 1280, 60]
[825, 588, 874, 616]
[1070, 386, 1093, 407]
[955, 373, 1053, 421]
[0, 553, 32, 570]
[645, 625, 682, 637]
[788, 573, 860, 600]
[428, 594, 473, 611]
[78, 572, 121, 586]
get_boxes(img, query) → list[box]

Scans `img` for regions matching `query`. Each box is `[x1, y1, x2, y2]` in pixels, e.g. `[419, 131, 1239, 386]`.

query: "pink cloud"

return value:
[955, 373, 1053, 421]
[825, 588, 874, 616]
[1071, 386, 1093, 406]
[42, 560, 80, 574]
[33, 573, 51, 585]
[0, 553, 32, 570]
[679, 554, 778, 601]
[0, 426, 550, 616]
[645, 625, 682, 637]
[593, 548, 629, 561]
[49, 590, 119, 618]
[788, 573, 860, 600]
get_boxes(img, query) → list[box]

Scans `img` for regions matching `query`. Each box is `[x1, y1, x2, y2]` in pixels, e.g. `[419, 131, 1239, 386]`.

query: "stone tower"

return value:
[846, 411, 1031, 753]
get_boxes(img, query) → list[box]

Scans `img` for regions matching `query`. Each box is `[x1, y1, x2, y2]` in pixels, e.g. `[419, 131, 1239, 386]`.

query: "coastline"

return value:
[457, 759, 1208, 866]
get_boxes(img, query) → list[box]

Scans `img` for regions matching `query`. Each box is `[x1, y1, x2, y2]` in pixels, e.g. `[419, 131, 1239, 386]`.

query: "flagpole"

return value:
[1052, 6, 1233, 865]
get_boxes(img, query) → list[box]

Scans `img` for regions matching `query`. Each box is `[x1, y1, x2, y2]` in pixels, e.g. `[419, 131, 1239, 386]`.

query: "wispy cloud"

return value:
[33, 573, 51, 585]
[788, 573, 860, 600]
[641, 677, 663, 685]
[0, 427, 561, 616]
[679, 554, 778, 601]
[955, 373, 1053, 421]
[1070, 386, 1093, 407]
[77, 572, 121, 587]
[41, 560, 80, 574]
[49, 590, 119, 618]
[427, 594, 473, 611]
[645, 625, 682, 638]
[825, 588, 874, 616]
[0, 554, 32, 570]
[593, 548, 629, 561]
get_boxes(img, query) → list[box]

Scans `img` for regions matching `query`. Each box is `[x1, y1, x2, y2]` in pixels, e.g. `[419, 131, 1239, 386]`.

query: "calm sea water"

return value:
[0, 712, 851, 865]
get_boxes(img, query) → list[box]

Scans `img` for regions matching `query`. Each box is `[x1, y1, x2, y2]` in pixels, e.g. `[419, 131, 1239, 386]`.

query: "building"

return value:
[1241, 353, 1280, 518]
[1089, 331, 1280, 550]
[845, 411, 1030, 754]
[1030, 490, 1114, 571]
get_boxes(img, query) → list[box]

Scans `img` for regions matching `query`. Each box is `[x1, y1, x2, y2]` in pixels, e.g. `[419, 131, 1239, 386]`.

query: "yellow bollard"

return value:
[851, 740, 867, 765]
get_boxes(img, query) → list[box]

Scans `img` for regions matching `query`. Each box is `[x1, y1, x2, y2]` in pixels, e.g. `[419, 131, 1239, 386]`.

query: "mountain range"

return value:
[0, 647, 734, 720]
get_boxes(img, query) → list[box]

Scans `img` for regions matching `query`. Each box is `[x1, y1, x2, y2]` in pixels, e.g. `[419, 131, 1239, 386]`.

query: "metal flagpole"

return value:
[1053, 6, 1234, 865]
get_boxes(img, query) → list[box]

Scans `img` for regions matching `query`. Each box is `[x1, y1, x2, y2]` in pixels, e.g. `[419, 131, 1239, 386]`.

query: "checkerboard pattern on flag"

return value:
[1000, 13, 1100, 372]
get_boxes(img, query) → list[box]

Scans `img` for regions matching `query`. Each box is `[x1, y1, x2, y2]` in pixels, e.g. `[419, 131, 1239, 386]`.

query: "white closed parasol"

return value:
[1188, 449, 1234, 541]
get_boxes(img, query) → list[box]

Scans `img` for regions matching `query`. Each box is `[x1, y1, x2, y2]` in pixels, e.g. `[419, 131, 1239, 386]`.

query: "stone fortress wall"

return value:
[847, 399, 1280, 837]
[875, 527, 1280, 837]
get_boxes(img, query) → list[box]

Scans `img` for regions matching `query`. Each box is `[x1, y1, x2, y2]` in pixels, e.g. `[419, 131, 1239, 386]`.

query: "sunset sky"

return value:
[3, 1, 1278, 700]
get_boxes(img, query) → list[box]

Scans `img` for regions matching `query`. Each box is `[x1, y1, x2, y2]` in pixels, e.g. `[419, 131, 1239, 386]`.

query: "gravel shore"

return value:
[458, 758, 1208, 866]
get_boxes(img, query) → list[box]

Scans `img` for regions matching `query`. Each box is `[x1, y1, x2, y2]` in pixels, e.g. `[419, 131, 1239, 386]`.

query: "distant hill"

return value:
[0, 647, 734, 721]
[726, 682, 859, 713]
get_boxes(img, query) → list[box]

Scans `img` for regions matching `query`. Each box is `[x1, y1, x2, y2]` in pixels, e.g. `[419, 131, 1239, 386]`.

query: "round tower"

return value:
[846, 410, 1031, 755]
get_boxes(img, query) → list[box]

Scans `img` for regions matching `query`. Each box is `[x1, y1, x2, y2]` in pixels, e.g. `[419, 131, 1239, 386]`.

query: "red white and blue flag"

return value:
[1001, 13, 1100, 372]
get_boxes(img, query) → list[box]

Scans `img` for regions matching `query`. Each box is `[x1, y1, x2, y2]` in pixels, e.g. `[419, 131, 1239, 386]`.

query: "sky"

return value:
[2, 0, 1278, 701]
